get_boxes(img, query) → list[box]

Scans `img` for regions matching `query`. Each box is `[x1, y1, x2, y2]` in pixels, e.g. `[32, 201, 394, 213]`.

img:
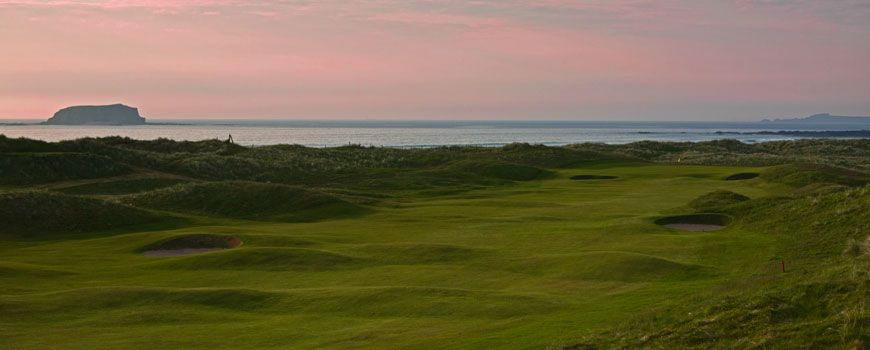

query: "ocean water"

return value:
[0, 119, 867, 148]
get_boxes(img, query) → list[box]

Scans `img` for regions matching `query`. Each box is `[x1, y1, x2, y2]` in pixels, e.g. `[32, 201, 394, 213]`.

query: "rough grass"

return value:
[56, 178, 189, 195]
[724, 172, 759, 180]
[761, 164, 869, 187]
[126, 181, 370, 222]
[502, 251, 715, 282]
[455, 160, 550, 181]
[563, 185, 870, 349]
[0, 152, 131, 185]
[0, 191, 180, 238]
[569, 138, 870, 170]
[654, 214, 732, 226]
[141, 234, 242, 251]
[150, 248, 371, 271]
[570, 175, 618, 180]
[689, 190, 750, 210]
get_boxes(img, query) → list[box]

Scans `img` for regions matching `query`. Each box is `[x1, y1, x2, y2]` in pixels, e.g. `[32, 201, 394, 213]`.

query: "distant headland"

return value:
[761, 113, 870, 124]
[44, 104, 146, 125]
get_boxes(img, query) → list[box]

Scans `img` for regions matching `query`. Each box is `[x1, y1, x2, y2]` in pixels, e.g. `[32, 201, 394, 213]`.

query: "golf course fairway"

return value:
[1, 137, 867, 349]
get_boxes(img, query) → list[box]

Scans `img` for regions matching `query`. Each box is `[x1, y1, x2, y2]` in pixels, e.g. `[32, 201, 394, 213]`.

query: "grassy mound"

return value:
[724, 172, 759, 180]
[288, 286, 557, 318]
[142, 234, 242, 252]
[566, 186, 870, 349]
[0, 152, 131, 185]
[689, 190, 750, 210]
[353, 243, 486, 264]
[56, 178, 189, 195]
[0, 191, 178, 238]
[0, 262, 72, 279]
[570, 175, 618, 180]
[454, 160, 550, 181]
[497, 142, 638, 168]
[507, 251, 713, 282]
[0, 135, 56, 152]
[126, 181, 369, 222]
[762, 164, 868, 188]
[654, 214, 731, 227]
[150, 247, 369, 271]
[0, 287, 278, 316]
[0, 285, 555, 322]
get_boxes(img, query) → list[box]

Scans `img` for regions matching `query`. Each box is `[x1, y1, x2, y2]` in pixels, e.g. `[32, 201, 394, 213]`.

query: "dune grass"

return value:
[55, 178, 190, 195]
[126, 181, 370, 222]
[0, 191, 184, 238]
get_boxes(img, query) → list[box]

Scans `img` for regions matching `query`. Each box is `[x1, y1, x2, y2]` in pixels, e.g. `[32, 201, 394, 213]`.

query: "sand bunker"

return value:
[571, 175, 617, 180]
[655, 214, 730, 231]
[725, 172, 759, 180]
[143, 248, 226, 257]
[142, 234, 241, 257]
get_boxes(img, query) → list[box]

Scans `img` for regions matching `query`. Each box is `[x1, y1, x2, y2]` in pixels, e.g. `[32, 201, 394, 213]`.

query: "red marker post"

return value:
[781, 260, 785, 273]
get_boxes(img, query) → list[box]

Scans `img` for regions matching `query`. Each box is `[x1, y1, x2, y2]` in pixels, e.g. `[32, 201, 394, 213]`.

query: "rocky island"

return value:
[45, 104, 146, 125]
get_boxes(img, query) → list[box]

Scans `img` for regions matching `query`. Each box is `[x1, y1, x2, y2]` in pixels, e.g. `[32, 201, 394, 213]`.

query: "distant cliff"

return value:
[762, 113, 870, 124]
[45, 104, 146, 125]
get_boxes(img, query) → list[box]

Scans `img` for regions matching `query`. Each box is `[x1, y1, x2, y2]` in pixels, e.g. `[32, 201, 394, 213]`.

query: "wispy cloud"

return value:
[1, 0, 867, 119]
[357, 12, 505, 28]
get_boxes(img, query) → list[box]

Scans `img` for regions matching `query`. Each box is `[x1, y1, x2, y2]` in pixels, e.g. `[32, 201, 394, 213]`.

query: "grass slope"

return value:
[688, 190, 750, 211]
[566, 185, 870, 349]
[126, 181, 369, 222]
[56, 178, 189, 195]
[0, 191, 181, 238]
[0, 152, 131, 185]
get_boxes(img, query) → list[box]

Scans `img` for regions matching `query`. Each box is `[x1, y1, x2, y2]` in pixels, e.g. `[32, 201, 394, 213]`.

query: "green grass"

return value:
[0, 137, 868, 349]
[140, 234, 241, 251]
[688, 190, 750, 210]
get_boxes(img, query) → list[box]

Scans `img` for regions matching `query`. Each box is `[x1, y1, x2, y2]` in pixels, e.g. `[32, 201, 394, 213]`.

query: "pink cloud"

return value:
[0, 0, 867, 119]
[358, 12, 505, 28]
[246, 10, 276, 17]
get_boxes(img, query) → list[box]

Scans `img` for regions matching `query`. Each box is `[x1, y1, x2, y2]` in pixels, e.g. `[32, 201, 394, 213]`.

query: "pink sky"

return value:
[1, 0, 868, 120]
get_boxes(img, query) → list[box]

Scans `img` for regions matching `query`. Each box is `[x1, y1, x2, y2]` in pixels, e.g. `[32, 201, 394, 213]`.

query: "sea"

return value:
[0, 119, 867, 148]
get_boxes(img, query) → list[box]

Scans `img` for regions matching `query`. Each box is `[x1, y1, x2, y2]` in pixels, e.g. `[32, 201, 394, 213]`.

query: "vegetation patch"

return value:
[570, 175, 618, 180]
[150, 247, 370, 271]
[142, 234, 242, 257]
[353, 243, 487, 264]
[688, 190, 750, 210]
[0, 262, 72, 279]
[762, 164, 868, 188]
[56, 178, 189, 195]
[505, 251, 714, 282]
[0, 152, 131, 185]
[655, 214, 731, 231]
[454, 160, 550, 181]
[724, 172, 759, 180]
[0, 191, 179, 238]
[0, 287, 279, 316]
[126, 181, 370, 222]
